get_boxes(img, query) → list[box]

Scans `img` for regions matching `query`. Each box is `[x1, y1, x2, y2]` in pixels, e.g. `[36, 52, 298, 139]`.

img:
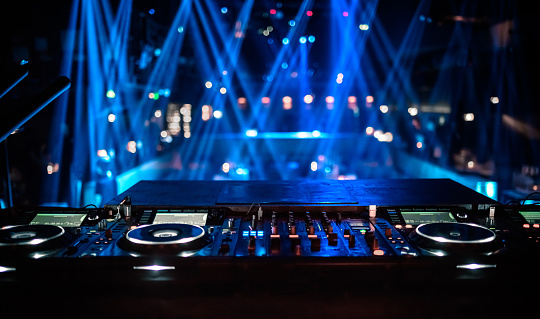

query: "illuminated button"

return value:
[373, 249, 385, 256]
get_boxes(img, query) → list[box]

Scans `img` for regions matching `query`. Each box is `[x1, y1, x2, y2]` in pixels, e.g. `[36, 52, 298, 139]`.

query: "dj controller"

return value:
[1, 179, 539, 318]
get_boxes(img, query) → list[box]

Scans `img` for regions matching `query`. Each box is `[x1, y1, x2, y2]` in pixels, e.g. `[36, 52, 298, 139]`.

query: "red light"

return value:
[307, 11, 313, 17]
[270, 9, 276, 15]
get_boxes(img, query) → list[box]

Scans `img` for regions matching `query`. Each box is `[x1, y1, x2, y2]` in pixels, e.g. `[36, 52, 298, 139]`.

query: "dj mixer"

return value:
[1, 179, 539, 318]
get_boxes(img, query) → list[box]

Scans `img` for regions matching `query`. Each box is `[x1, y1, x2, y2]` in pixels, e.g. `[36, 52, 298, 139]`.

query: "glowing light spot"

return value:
[326, 96, 334, 103]
[281, 62, 288, 69]
[288, 20, 296, 27]
[106, 170, 112, 178]
[222, 163, 230, 173]
[304, 94, 314, 104]
[213, 110, 223, 119]
[148, 8, 155, 15]
[312, 130, 321, 137]
[270, 9, 276, 15]
[366, 127, 374, 135]
[366, 96, 374, 103]
[154, 48, 161, 56]
[205, 81, 212, 88]
[283, 96, 292, 110]
[282, 38, 290, 45]
[127, 141, 137, 153]
[359, 24, 369, 31]
[307, 11, 313, 17]
[311, 161, 318, 171]
[348, 96, 357, 104]
[108, 114, 116, 123]
[373, 249, 385, 256]
[377, 132, 393, 142]
[148, 92, 155, 99]
[343, 11, 349, 17]
[202, 105, 212, 121]
[160, 131, 168, 138]
[106, 90, 115, 99]
[308, 35, 315, 43]
[221, 7, 228, 14]
[464, 113, 475, 121]
[220, 87, 227, 94]
[468, 161, 475, 169]
[380, 105, 389, 113]
[177, 26, 184, 33]
[299, 36, 307, 44]
[336, 78, 343, 84]
[374, 130, 383, 139]
[490, 97, 499, 104]
[262, 97, 271, 105]
[408, 107, 418, 116]
[222, 70, 228, 75]
[154, 110, 162, 118]
[416, 142, 423, 149]
[290, 71, 298, 78]
[236, 168, 249, 175]
[246, 129, 258, 137]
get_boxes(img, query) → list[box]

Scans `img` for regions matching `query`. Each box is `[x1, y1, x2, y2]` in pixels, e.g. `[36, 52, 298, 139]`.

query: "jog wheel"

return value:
[409, 222, 501, 256]
[0, 225, 71, 258]
[117, 223, 212, 255]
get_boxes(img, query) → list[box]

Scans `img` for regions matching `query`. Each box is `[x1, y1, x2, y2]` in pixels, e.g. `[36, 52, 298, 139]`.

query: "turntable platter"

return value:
[0, 225, 70, 258]
[118, 223, 212, 255]
[409, 223, 500, 256]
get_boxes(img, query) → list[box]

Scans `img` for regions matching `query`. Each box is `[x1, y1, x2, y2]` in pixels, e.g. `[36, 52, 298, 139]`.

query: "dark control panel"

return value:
[1, 203, 536, 260]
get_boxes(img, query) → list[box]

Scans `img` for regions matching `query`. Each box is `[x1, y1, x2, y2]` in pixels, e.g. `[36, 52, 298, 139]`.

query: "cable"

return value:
[522, 192, 540, 205]
[246, 202, 261, 216]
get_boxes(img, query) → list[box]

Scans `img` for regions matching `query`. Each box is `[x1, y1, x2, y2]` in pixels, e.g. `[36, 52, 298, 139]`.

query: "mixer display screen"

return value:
[153, 213, 207, 226]
[401, 211, 455, 225]
[30, 213, 87, 227]
[519, 211, 540, 223]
